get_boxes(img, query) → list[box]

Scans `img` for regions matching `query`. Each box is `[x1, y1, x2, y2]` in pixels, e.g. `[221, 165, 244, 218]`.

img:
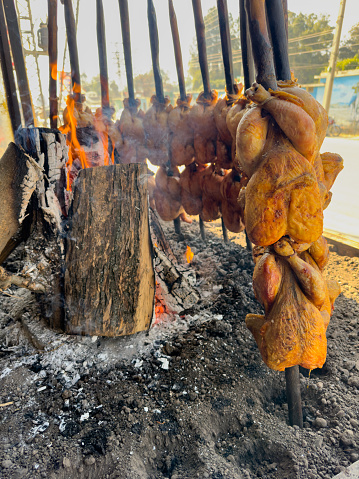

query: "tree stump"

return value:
[64, 164, 155, 336]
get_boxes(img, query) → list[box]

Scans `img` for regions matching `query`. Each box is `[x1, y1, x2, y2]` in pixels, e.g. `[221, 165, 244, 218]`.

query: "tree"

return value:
[337, 23, 359, 70]
[133, 70, 177, 98]
[287, 12, 333, 84]
[187, 7, 241, 92]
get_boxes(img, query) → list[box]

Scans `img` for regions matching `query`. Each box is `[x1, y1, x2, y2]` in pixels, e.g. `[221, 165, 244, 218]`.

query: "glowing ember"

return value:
[153, 281, 174, 325]
[185, 245, 194, 263]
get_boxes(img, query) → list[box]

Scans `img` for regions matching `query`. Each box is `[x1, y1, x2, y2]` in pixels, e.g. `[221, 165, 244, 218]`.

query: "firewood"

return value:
[64, 164, 155, 337]
[0, 142, 43, 264]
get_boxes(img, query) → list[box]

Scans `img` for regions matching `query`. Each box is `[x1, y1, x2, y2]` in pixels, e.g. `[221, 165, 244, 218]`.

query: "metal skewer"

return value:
[3, 0, 35, 126]
[266, 0, 303, 428]
[168, 0, 186, 102]
[118, 0, 136, 108]
[239, 0, 255, 90]
[96, 0, 110, 116]
[245, 0, 277, 91]
[266, 0, 291, 81]
[48, 0, 58, 129]
[191, 0, 211, 99]
[168, 0, 186, 238]
[217, 0, 234, 96]
[0, 0, 21, 133]
[147, 0, 165, 104]
[63, 0, 82, 103]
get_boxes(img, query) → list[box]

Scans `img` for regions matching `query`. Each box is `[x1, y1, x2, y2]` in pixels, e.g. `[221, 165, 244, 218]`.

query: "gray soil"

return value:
[0, 218, 358, 479]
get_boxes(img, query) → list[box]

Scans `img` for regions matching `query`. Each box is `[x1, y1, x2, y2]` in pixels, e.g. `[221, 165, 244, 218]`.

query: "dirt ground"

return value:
[0, 218, 358, 479]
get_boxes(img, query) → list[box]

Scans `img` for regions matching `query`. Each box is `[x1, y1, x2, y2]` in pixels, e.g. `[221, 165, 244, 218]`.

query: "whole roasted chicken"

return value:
[246, 237, 340, 371]
[153, 166, 185, 221]
[143, 95, 173, 167]
[117, 98, 148, 164]
[168, 95, 195, 167]
[188, 90, 218, 165]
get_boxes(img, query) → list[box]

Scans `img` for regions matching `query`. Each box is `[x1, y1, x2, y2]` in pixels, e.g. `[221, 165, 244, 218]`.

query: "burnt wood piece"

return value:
[3, 0, 34, 126]
[96, 0, 110, 114]
[118, 0, 136, 108]
[0, 1, 21, 133]
[245, 0, 277, 91]
[48, 0, 58, 129]
[147, 0, 164, 104]
[266, 0, 291, 81]
[240, 0, 255, 89]
[192, 0, 211, 98]
[63, 0, 81, 102]
[65, 164, 155, 337]
[217, 0, 234, 95]
[0, 143, 43, 264]
[168, 0, 186, 102]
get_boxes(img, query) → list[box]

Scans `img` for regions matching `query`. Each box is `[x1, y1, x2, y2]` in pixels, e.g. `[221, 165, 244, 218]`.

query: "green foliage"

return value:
[339, 22, 359, 60]
[187, 7, 240, 92]
[336, 55, 359, 71]
[287, 12, 333, 84]
[133, 70, 177, 98]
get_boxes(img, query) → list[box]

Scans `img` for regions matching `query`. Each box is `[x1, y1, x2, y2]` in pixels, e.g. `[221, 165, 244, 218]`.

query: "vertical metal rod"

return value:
[147, 0, 164, 103]
[192, 0, 211, 98]
[285, 366, 303, 427]
[217, 0, 234, 95]
[173, 216, 182, 236]
[199, 217, 206, 241]
[281, 0, 288, 39]
[118, 0, 136, 107]
[221, 217, 229, 243]
[168, 0, 186, 101]
[48, 0, 58, 129]
[266, 0, 291, 81]
[3, 0, 34, 126]
[63, 0, 81, 102]
[240, 0, 254, 89]
[96, 0, 110, 114]
[0, 0, 21, 133]
[245, 0, 277, 91]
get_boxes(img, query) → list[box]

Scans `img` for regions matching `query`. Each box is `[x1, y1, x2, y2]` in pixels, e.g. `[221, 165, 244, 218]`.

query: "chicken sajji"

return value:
[153, 166, 186, 222]
[168, 95, 195, 168]
[237, 82, 343, 372]
[143, 95, 173, 167]
[117, 98, 147, 164]
[220, 169, 247, 233]
[188, 90, 218, 165]
[246, 237, 340, 371]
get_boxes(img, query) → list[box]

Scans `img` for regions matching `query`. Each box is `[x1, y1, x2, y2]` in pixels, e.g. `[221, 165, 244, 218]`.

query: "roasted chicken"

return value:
[117, 98, 148, 164]
[143, 95, 173, 167]
[246, 237, 340, 371]
[153, 166, 185, 221]
[168, 95, 195, 167]
[220, 169, 247, 233]
[188, 90, 218, 165]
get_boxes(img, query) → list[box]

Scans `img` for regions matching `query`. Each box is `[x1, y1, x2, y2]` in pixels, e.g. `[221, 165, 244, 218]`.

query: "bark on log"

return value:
[0, 142, 43, 264]
[64, 164, 155, 337]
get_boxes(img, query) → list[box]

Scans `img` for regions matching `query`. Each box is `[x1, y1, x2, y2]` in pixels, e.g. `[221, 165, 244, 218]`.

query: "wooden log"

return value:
[64, 164, 155, 337]
[0, 142, 43, 264]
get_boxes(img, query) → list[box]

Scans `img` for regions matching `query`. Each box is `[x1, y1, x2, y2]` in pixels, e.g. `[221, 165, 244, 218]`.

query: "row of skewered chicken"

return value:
[61, 76, 344, 373]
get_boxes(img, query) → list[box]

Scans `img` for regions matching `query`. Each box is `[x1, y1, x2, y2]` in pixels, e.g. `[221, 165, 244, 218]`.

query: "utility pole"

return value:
[322, 0, 346, 113]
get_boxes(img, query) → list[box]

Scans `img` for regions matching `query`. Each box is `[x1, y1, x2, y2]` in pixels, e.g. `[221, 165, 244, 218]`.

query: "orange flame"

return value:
[59, 95, 90, 190]
[50, 62, 57, 81]
[185, 245, 194, 263]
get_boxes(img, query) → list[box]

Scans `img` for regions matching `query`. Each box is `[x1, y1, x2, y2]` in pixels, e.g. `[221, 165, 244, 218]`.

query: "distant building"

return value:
[303, 69, 359, 129]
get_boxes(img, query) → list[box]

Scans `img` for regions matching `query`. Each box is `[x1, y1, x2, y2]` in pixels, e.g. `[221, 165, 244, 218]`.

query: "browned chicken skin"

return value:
[143, 96, 173, 167]
[220, 170, 247, 233]
[118, 98, 147, 164]
[188, 90, 218, 165]
[168, 95, 195, 168]
[154, 166, 185, 221]
[239, 81, 343, 372]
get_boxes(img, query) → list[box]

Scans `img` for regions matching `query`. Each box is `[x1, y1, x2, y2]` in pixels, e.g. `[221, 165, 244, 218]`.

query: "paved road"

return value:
[321, 137, 359, 243]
